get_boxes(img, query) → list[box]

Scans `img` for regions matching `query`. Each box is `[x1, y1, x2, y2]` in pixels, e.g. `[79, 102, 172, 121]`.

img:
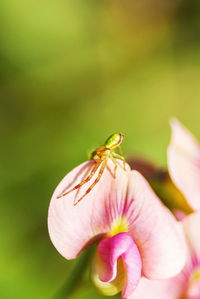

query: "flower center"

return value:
[110, 217, 128, 236]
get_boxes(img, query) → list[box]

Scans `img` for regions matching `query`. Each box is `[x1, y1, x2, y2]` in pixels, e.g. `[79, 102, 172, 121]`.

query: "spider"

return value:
[57, 133, 126, 205]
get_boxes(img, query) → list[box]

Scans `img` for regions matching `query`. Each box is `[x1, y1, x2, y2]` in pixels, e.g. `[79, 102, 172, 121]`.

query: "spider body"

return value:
[91, 133, 124, 159]
[57, 133, 126, 205]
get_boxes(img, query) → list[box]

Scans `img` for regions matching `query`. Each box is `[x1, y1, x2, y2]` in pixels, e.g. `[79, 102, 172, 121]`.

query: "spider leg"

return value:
[57, 159, 102, 198]
[112, 152, 127, 171]
[74, 159, 107, 206]
[118, 146, 127, 170]
[106, 164, 115, 179]
[109, 156, 118, 178]
[118, 145, 124, 156]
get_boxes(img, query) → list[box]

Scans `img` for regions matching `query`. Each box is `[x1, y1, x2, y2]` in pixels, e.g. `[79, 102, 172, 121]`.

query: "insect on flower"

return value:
[57, 133, 126, 205]
[49, 146, 186, 298]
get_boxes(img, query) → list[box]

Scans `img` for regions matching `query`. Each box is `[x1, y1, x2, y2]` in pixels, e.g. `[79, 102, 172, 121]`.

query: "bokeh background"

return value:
[1, 0, 200, 298]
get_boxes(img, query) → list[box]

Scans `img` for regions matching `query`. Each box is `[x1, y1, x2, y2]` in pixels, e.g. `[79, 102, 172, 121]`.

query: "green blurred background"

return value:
[0, 0, 200, 298]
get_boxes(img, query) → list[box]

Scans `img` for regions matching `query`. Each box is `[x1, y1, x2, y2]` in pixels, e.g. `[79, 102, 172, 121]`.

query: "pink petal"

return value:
[168, 118, 200, 210]
[128, 276, 183, 299]
[48, 159, 186, 280]
[130, 212, 200, 299]
[187, 279, 200, 299]
[48, 160, 130, 259]
[183, 211, 200, 255]
[173, 210, 187, 221]
[126, 171, 186, 279]
[186, 278, 200, 299]
[96, 232, 141, 298]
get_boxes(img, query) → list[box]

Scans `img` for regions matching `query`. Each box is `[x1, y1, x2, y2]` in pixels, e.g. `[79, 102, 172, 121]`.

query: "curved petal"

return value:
[94, 232, 141, 298]
[126, 171, 186, 279]
[183, 211, 200, 256]
[168, 118, 200, 210]
[48, 160, 131, 259]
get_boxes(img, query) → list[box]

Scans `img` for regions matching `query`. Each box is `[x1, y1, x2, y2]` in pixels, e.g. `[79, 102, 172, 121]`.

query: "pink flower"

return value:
[129, 211, 200, 299]
[48, 160, 186, 298]
[168, 119, 200, 211]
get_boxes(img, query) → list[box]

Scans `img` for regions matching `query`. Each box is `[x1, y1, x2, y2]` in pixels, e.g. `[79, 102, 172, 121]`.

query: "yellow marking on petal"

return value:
[190, 267, 200, 282]
[91, 256, 126, 296]
[110, 217, 128, 236]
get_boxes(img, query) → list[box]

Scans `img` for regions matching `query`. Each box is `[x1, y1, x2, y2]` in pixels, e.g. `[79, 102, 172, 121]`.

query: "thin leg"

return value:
[110, 156, 118, 178]
[118, 146, 127, 170]
[112, 153, 127, 170]
[106, 164, 115, 179]
[57, 159, 102, 198]
[74, 159, 107, 206]
[118, 145, 124, 156]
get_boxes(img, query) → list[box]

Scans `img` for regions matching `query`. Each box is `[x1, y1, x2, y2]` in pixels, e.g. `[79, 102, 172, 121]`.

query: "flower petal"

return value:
[186, 275, 200, 299]
[128, 276, 183, 299]
[48, 159, 186, 281]
[126, 171, 186, 279]
[93, 232, 141, 298]
[129, 212, 200, 299]
[168, 118, 200, 210]
[183, 211, 200, 255]
[48, 160, 131, 259]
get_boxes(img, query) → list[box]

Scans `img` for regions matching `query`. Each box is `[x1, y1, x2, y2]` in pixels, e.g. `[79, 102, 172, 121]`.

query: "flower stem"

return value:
[52, 245, 95, 299]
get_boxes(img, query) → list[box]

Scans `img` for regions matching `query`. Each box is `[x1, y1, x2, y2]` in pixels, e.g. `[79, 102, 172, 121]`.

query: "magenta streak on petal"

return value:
[97, 232, 142, 298]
